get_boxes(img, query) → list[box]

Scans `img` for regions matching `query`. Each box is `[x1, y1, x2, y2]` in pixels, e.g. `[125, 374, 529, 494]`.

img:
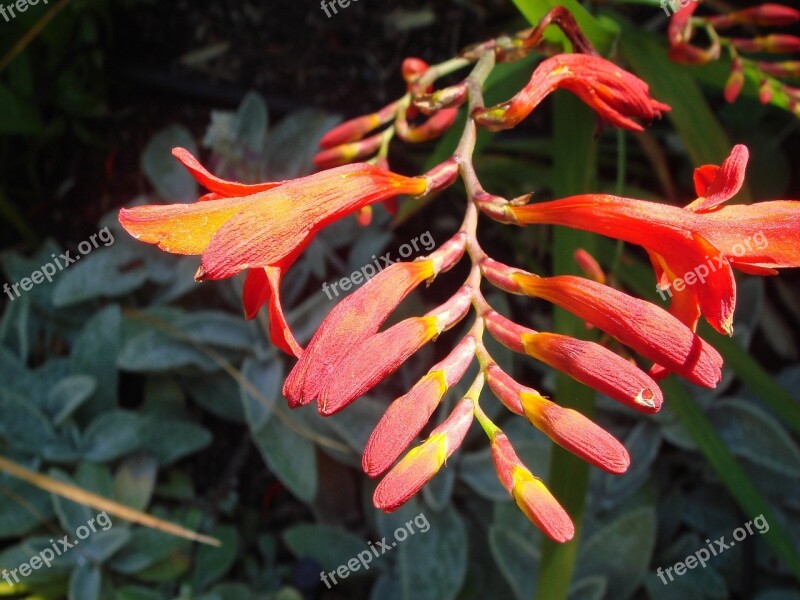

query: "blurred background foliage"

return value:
[1, 0, 799, 599]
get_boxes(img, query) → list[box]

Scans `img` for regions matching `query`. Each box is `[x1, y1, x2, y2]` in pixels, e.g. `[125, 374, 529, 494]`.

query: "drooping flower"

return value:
[489, 145, 800, 335]
[473, 54, 670, 132]
[119, 148, 429, 355]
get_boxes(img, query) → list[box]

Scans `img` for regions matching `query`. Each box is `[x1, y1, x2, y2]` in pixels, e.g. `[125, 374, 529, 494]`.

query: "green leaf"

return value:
[82, 410, 145, 462]
[71, 305, 122, 418]
[0, 388, 56, 454]
[489, 526, 540, 600]
[240, 358, 281, 430]
[575, 507, 657, 600]
[662, 377, 800, 580]
[114, 455, 158, 512]
[395, 507, 467, 600]
[84, 528, 132, 563]
[235, 91, 269, 154]
[191, 526, 239, 590]
[0, 475, 54, 538]
[46, 375, 97, 425]
[184, 373, 245, 423]
[283, 524, 368, 573]
[142, 125, 198, 201]
[138, 417, 212, 466]
[249, 410, 317, 502]
[707, 398, 800, 477]
[69, 563, 102, 600]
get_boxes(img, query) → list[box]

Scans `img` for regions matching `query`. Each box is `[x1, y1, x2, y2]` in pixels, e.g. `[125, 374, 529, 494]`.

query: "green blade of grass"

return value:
[534, 93, 599, 600]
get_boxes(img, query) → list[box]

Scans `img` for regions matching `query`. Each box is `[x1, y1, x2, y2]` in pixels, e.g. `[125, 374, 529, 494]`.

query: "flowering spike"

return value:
[363, 336, 476, 477]
[373, 396, 474, 512]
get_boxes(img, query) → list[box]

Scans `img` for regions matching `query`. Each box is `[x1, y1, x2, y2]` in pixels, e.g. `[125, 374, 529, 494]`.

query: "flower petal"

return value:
[687, 145, 749, 212]
[172, 147, 284, 197]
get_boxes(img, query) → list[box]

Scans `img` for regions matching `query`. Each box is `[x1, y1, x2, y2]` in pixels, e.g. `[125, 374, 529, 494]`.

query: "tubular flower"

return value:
[480, 260, 723, 387]
[119, 148, 428, 355]
[473, 54, 670, 132]
[495, 145, 800, 335]
[363, 335, 476, 477]
[373, 396, 475, 512]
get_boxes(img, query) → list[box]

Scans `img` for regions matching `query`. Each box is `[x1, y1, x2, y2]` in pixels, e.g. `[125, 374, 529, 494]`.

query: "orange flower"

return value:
[473, 54, 669, 132]
[497, 146, 800, 334]
[119, 148, 428, 355]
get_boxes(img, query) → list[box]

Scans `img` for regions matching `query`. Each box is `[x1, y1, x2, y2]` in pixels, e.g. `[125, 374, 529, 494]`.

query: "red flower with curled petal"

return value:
[119, 149, 429, 355]
[490, 145, 800, 335]
[473, 54, 670, 132]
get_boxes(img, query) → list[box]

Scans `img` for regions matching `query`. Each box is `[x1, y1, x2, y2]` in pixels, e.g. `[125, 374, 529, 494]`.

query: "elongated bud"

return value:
[428, 231, 467, 274]
[413, 82, 468, 114]
[423, 159, 460, 195]
[318, 316, 442, 415]
[484, 310, 530, 355]
[732, 34, 800, 53]
[724, 58, 745, 104]
[759, 78, 774, 104]
[373, 397, 474, 512]
[574, 249, 606, 284]
[757, 60, 800, 78]
[402, 58, 429, 84]
[429, 285, 473, 334]
[313, 131, 385, 169]
[522, 332, 664, 413]
[708, 4, 800, 28]
[397, 108, 459, 143]
[485, 427, 574, 543]
[512, 273, 723, 388]
[485, 365, 629, 474]
[319, 102, 398, 149]
[363, 335, 477, 477]
[284, 260, 436, 406]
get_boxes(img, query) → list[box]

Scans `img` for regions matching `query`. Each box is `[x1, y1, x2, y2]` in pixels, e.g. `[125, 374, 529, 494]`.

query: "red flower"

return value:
[119, 148, 428, 355]
[494, 146, 800, 335]
[473, 54, 670, 132]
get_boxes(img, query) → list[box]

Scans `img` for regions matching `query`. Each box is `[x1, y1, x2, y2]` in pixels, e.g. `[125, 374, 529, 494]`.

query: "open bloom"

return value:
[473, 54, 670, 132]
[119, 148, 428, 355]
[493, 145, 800, 335]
